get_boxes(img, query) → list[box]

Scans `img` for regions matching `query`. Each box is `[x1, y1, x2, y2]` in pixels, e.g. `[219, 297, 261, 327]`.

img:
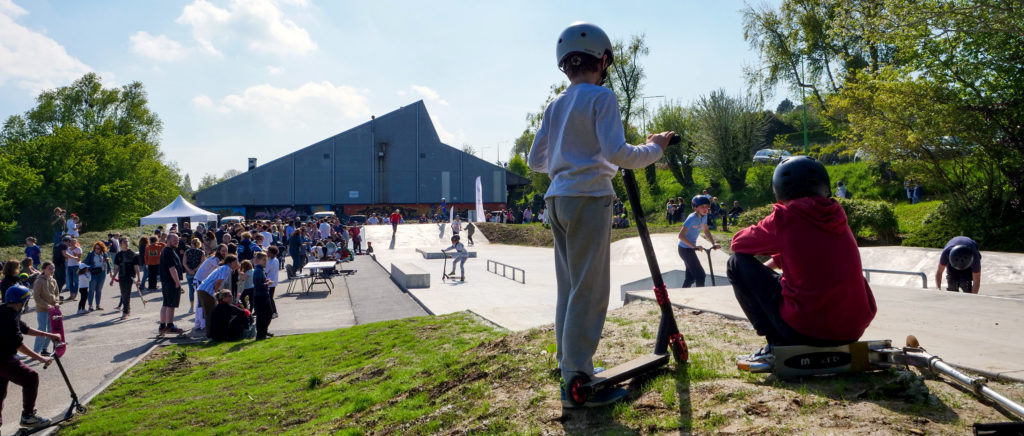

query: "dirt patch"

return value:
[365, 301, 1024, 434]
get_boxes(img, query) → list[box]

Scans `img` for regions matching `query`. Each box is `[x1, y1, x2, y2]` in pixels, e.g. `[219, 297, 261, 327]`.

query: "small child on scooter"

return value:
[441, 235, 468, 281]
[729, 156, 877, 362]
[0, 285, 62, 429]
[677, 195, 720, 288]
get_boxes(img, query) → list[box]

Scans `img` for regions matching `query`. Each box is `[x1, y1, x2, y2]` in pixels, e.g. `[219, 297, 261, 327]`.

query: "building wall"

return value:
[194, 100, 507, 217]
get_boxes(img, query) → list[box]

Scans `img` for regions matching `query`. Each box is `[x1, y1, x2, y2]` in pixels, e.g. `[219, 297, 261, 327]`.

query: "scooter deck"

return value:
[737, 340, 895, 378]
[581, 353, 670, 395]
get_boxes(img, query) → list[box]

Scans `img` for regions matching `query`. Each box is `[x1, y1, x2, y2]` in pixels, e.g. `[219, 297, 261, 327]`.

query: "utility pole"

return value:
[801, 56, 809, 154]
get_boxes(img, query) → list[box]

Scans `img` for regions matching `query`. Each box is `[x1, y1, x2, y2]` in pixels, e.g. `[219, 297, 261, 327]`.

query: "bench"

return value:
[391, 262, 430, 291]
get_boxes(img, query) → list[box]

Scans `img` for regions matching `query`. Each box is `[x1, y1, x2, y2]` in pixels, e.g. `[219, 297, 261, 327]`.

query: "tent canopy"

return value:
[139, 195, 218, 225]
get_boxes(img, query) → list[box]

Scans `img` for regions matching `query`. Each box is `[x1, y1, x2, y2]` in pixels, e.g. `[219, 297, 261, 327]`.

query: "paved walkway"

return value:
[0, 255, 425, 435]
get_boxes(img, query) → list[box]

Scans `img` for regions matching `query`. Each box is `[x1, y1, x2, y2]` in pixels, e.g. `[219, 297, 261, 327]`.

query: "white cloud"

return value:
[266, 65, 284, 75]
[176, 0, 316, 57]
[0, 1, 91, 93]
[410, 85, 449, 106]
[130, 31, 188, 62]
[196, 81, 371, 129]
[430, 115, 465, 146]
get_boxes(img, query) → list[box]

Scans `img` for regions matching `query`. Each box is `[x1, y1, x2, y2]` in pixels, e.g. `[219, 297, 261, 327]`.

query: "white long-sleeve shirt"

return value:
[527, 83, 663, 198]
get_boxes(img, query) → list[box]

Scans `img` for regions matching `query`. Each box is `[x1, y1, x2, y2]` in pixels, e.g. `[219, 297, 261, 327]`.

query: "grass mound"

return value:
[63, 304, 1023, 435]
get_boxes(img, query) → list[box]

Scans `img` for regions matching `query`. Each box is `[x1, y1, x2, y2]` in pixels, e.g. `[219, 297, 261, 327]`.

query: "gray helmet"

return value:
[948, 245, 974, 270]
[556, 22, 613, 66]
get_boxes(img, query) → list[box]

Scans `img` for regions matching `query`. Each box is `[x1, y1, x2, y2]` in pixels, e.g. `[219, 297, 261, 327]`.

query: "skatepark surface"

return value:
[366, 223, 1024, 380]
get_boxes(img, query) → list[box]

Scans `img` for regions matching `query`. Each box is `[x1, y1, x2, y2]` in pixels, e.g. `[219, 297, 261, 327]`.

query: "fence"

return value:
[487, 259, 525, 284]
[863, 268, 928, 288]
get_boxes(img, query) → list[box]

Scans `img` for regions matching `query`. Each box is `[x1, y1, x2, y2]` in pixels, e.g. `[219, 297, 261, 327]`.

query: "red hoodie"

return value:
[731, 196, 876, 341]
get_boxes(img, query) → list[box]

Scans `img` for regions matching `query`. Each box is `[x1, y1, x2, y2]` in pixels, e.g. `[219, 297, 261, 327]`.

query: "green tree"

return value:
[0, 73, 182, 240]
[692, 89, 767, 193]
[606, 34, 658, 193]
[776, 98, 795, 114]
[647, 101, 696, 187]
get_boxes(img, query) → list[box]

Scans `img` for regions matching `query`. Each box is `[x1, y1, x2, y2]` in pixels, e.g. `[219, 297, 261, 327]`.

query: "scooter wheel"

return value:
[76, 404, 88, 413]
[566, 372, 589, 407]
[669, 333, 689, 363]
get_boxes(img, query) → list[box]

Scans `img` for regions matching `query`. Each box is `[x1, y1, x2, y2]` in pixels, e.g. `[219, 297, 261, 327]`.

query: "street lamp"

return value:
[641, 95, 665, 138]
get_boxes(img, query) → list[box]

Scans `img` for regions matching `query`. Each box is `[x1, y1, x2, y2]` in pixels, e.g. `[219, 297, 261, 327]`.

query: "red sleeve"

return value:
[730, 207, 782, 256]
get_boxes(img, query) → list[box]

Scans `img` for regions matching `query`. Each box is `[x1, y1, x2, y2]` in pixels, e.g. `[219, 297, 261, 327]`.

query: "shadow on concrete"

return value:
[291, 291, 331, 300]
[111, 339, 161, 363]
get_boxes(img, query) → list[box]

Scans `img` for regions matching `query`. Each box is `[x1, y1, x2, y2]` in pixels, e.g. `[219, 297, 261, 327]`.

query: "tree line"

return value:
[0, 73, 186, 243]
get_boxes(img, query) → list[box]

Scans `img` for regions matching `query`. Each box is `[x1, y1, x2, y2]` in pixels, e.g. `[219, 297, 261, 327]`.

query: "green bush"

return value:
[901, 201, 1024, 251]
[733, 199, 899, 244]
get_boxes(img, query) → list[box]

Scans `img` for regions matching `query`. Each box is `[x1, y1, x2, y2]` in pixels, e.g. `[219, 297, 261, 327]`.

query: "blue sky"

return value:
[0, 0, 783, 187]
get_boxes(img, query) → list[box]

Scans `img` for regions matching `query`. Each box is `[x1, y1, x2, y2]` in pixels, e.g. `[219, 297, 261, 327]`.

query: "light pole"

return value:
[642, 95, 665, 138]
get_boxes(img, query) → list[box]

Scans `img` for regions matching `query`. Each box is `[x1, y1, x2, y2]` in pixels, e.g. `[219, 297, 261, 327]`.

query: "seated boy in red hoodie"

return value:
[728, 156, 877, 360]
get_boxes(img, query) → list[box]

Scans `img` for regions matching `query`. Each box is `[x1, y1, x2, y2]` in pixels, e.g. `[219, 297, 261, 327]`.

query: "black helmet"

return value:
[948, 245, 974, 270]
[772, 156, 831, 202]
[691, 195, 711, 208]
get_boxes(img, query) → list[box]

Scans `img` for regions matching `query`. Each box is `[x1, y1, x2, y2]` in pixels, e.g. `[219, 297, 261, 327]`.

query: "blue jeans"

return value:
[65, 266, 79, 294]
[88, 272, 104, 307]
[186, 273, 196, 306]
[53, 231, 62, 246]
[34, 311, 51, 353]
[141, 266, 149, 289]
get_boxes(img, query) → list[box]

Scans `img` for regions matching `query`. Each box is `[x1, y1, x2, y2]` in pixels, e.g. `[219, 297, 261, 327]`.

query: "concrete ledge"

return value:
[391, 262, 430, 291]
[415, 248, 478, 259]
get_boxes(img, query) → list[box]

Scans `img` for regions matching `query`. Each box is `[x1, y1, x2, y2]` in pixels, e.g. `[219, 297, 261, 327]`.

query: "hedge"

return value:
[734, 198, 899, 244]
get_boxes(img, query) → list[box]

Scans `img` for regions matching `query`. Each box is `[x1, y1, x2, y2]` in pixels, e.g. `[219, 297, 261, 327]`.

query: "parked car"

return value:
[312, 211, 336, 220]
[219, 215, 245, 226]
[752, 149, 792, 165]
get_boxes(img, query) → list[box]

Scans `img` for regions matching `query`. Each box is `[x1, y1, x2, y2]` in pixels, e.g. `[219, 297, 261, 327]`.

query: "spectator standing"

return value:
[66, 214, 79, 238]
[390, 210, 402, 237]
[183, 239, 205, 313]
[51, 208, 66, 245]
[252, 253, 274, 340]
[465, 221, 476, 246]
[83, 242, 109, 311]
[1, 261, 19, 297]
[31, 263, 59, 356]
[523, 208, 533, 224]
[52, 236, 68, 295]
[259, 226, 273, 251]
[144, 236, 163, 291]
[63, 238, 82, 298]
[158, 234, 184, 335]
[113, 236, 141, 320]
[24, 238, 40, 268]
[266, 246, 280, 318]
[348, 224, 362, 255]
[451, 216, 462, 237]
[666, 200, 676, 225]
[728, 201, 744, 225]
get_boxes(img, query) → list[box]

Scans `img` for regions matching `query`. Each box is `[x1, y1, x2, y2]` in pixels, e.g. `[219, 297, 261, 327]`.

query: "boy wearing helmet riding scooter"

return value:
[729, 156, 877, 361]
[527, 22, 674, 408]
[677, 195, 721, 288]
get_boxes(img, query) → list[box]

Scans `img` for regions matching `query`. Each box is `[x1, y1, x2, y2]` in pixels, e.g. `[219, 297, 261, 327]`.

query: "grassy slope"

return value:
[894, 200, 942, 236]
[60, 304, 1023, 435]
[0, 226, 156, 264]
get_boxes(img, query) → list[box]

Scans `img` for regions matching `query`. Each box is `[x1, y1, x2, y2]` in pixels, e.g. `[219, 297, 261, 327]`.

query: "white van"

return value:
[312, 211, 336, 220]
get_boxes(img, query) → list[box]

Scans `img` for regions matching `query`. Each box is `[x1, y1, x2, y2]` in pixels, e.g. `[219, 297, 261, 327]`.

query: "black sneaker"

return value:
[20, 410, 51, 428]
[40, 351, 52, 357]
[167, 326, 184, 334]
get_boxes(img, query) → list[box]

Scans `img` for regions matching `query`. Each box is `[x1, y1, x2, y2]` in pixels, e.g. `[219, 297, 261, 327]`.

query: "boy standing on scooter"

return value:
[528, 22, 672, 408]
[677, 196, 720, 288]
[0, 285, 62, 429]
[728, 156, 876, 361]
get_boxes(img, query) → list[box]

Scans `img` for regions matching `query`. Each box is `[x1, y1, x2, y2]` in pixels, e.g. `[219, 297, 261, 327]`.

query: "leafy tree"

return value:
[0, 73, 182, 240]
[507, 154, 528, 177]
[606, 34, 658, 193]
[460, 144, 477, 157]
[692, 89, 767, 193]
[647, 101, 696, 187]
[776, 98, 795, 114]
[830, 0, 1023, 249]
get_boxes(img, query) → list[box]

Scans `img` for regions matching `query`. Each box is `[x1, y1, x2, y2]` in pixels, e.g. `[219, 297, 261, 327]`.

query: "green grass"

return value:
[62, 313, 504, 435]
[894, 200, 942, 235]
[0, 225, 157, 265]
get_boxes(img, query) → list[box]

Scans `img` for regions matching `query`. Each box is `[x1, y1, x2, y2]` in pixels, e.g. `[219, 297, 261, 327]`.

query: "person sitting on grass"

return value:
[729, 156, 877, 363]
[208, 289, 255, 342]
[0, 285, 62, 429]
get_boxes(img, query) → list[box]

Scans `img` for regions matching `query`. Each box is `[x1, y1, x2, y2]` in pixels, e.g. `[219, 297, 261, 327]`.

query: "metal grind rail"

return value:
[863, 268, 928, 288]
[486, 259, 525, 284]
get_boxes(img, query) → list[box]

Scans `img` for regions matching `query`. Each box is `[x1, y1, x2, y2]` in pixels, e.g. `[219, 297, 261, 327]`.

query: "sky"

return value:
[0, 0, 784, 188]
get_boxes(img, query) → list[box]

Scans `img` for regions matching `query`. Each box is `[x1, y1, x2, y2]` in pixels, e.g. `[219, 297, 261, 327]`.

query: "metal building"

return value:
[193, 100, 514, 220]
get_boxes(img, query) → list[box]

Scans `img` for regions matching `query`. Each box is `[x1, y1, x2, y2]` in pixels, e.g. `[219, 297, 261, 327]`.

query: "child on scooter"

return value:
[0, 285, 62, 429]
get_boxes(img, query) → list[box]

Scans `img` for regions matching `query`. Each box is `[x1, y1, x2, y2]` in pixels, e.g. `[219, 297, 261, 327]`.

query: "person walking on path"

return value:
[0, 285, 62, 430]
[451, 216, 462, 237]
[936, 236, 982, 294]
[113, 236, 141, 320]
[83, 242, 110, 311]
[465, 221, 476, 246]
[30, 263, 59, 356]
[390, 210, 402, 238]
[143, 237, 163, 291]
[158, 234, 185, 335]
[527, 21, 671, 408]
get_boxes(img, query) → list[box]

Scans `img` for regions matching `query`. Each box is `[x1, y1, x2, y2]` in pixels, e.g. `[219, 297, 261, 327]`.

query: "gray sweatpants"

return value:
[548, 195, 613, 382]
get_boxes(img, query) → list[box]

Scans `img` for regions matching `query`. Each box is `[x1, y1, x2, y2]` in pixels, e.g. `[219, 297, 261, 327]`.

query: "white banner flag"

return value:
[475, 176, 484, 222]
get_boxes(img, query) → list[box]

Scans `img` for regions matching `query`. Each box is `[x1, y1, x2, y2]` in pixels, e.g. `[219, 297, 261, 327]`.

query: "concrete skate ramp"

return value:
[361, 223, 489, 253]
[858, 246, 1024, 298]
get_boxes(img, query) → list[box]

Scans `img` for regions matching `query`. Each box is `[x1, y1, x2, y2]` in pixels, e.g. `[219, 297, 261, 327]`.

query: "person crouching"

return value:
[208, 290, 255, 342]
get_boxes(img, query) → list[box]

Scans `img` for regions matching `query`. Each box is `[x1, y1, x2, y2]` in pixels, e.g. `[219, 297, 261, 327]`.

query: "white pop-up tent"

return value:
[139, 195, 218, 225]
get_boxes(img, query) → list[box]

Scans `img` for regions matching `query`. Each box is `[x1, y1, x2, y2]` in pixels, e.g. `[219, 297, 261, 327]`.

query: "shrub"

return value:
[902, 201, 1024, 251]
[733, 199, 899, 245]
